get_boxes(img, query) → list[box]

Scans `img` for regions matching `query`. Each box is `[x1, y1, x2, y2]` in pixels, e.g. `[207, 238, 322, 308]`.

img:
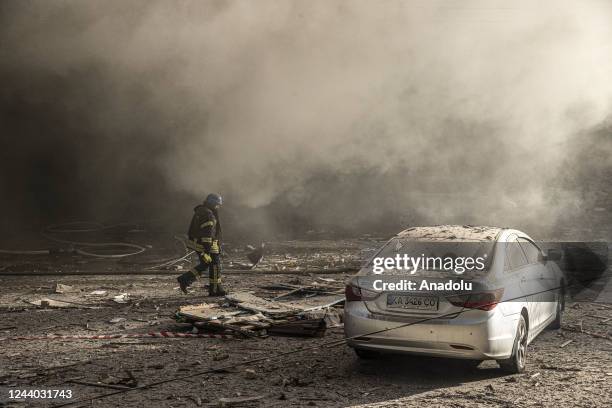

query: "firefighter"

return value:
[177, 193, 226, 296]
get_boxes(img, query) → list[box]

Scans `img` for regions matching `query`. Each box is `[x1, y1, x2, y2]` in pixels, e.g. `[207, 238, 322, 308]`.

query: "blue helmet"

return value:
[205, 193, 223, 208]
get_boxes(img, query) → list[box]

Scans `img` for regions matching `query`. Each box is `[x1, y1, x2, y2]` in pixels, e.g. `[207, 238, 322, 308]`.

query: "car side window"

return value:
[517, 238, 541, 264]
[507, 238, 528, 270]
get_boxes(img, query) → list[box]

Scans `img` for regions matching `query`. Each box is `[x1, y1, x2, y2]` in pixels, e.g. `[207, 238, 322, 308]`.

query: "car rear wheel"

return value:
[497, 315, 527, 374]
[354, 348, 381, 359]
[548, 285, 565, 330]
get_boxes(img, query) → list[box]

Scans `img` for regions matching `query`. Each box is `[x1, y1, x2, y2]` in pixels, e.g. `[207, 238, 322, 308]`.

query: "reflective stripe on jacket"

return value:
[187, 204, 221, 253]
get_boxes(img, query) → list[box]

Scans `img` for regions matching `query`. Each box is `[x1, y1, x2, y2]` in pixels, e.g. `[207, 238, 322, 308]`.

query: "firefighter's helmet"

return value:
[205, 193, 223, 208]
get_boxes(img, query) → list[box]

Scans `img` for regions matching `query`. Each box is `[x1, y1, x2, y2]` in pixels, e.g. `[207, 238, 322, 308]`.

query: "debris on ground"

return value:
[563, 324, 612, 341]
[113, 293, 129, 303]
[55, 283, 79, 294]
[26, 298, 85, 308]
[1, 236, 610, 408]
[99, 370, 139, 388]
[176, 291, 344, 338]
[218, 394, 265, 407]
[246, 243, 265, 268]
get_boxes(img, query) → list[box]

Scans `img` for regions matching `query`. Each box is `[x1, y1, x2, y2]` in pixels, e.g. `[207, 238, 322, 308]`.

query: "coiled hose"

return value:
[144, 235, 194, 270]
[0, 221, 147, 258]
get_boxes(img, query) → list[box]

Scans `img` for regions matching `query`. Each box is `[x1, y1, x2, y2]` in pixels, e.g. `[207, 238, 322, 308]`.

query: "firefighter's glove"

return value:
[201, 253, 213, 264]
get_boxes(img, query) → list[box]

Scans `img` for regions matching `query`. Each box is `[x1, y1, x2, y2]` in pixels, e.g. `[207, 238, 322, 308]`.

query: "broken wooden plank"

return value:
[25, 298, 94, 309]
[300, 297, 345, 312]
[39, 361, 92, 372]
[272, 285, 343, 300]
[177, 303, 243, 322]
[226, 292, 344, 317]
[218, 394, 265, 406]
[225, 292, 302, 316]
[272, 287, 305, 300]
[222, 319, 270, 329]
[223, 314, 270, 326]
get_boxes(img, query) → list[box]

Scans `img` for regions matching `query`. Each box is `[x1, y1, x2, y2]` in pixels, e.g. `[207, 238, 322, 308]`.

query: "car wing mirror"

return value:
[544, 248, 562, 262]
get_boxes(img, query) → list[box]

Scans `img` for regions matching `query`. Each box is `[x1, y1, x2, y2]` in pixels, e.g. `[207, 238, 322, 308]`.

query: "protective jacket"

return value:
[187, 205, 221, 254]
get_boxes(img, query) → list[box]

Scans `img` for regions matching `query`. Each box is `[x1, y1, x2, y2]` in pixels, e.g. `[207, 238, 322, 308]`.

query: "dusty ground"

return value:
[0, 239, 611, 408]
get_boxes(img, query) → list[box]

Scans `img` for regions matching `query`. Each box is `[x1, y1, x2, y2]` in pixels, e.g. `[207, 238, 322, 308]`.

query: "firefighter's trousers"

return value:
[190, 252, 222, 294]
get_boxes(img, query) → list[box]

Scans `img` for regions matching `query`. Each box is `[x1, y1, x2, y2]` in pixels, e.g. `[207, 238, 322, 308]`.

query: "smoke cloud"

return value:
[1, 0, 611, 238]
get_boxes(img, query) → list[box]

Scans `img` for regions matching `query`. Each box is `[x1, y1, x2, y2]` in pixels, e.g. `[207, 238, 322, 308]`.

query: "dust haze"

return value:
[1, 0, 611, 239]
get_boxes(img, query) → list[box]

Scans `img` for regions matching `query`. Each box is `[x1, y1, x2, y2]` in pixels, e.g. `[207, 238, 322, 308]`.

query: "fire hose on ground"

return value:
[0, 223, 339, 275]
[0, 221, 147, 258]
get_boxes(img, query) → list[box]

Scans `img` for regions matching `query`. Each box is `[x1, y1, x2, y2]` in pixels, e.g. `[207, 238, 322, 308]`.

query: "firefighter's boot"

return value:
[212, 283, 227, 297]
[208, 283, 227, 297]
[177, 269, 199, 294]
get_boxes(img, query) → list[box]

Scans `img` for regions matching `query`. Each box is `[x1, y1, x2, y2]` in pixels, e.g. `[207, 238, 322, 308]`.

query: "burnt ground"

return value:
[0, 238, 611, 408]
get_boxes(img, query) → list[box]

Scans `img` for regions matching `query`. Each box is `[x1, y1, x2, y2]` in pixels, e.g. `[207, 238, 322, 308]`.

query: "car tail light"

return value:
[345, 284, 379, 302]
[446, 289, 504, 311]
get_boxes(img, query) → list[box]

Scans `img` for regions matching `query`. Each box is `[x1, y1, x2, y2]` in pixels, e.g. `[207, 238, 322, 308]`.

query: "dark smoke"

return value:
[1, 1, 611, 240]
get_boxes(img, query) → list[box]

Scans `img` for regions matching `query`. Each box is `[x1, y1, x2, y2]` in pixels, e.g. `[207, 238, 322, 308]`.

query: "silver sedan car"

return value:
[344, 225, 565, 373]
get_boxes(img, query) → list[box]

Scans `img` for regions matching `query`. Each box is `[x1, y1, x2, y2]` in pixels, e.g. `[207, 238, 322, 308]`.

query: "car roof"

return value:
[396, 225, 503, 242]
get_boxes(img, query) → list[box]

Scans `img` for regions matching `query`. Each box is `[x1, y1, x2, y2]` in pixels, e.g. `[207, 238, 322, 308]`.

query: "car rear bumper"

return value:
[344, 301, 518, 360]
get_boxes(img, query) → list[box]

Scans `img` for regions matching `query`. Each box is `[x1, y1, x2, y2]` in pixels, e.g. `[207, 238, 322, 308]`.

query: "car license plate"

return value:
[387, 294, 439, 311]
